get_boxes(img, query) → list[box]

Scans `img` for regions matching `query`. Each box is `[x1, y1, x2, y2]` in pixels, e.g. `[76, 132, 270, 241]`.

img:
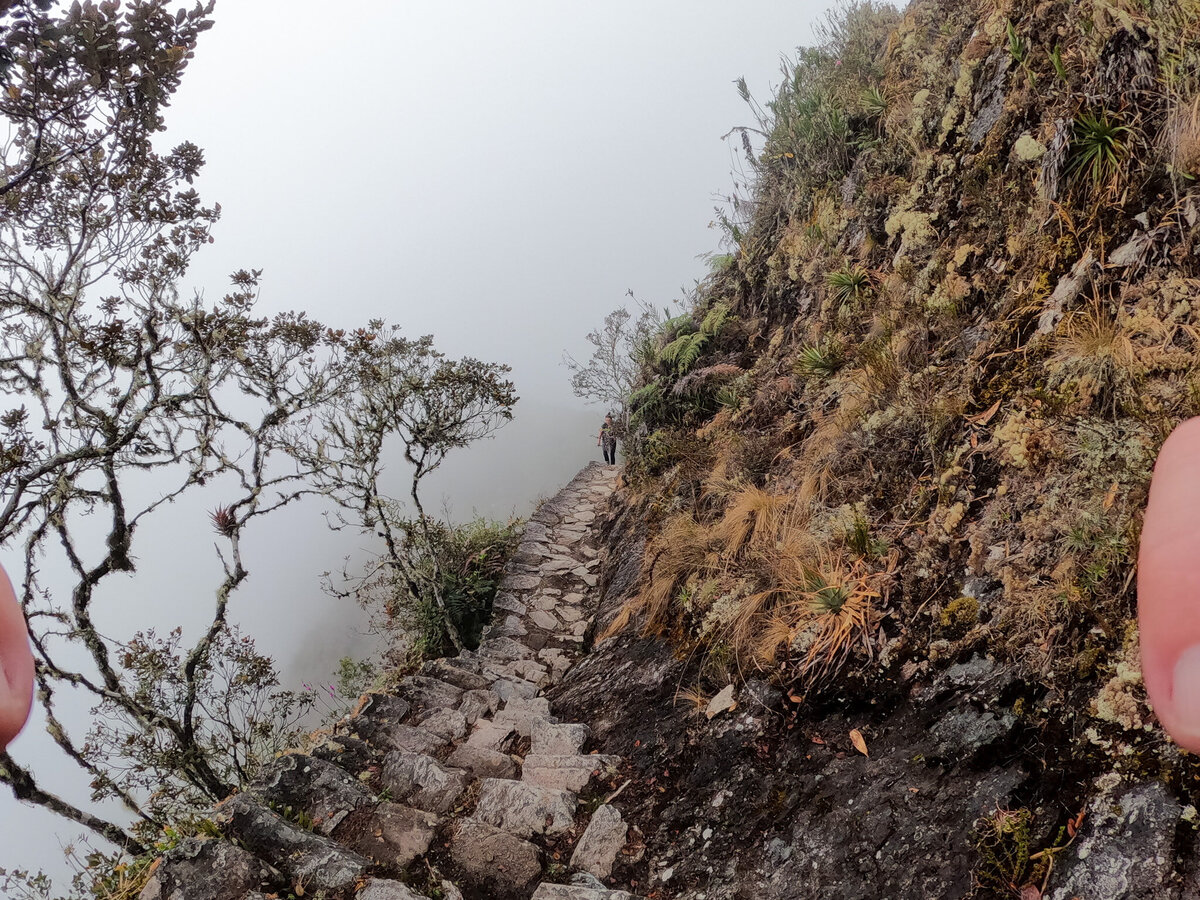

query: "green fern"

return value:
[660, 331, 709, 374]
[700, 302, 731, 337]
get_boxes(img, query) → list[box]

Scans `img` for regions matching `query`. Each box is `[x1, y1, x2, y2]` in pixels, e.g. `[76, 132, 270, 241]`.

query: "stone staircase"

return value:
[141, 463, 639, 900]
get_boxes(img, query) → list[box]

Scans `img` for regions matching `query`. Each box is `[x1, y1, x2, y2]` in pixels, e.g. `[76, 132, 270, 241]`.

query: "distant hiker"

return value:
[597, 414, 618, 465]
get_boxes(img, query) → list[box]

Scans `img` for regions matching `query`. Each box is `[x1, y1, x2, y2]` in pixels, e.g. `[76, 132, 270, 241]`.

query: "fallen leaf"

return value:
[811, 735, 826, 745]
[1019, 885, 1041, 900]
[967, 399, 1002, 426]
[849, 728, 869, 757]
[1103, 481, 1119, 510]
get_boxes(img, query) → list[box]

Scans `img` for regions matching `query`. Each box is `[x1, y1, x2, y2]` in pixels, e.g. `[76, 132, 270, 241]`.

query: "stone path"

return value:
[141, 463, 639, 900]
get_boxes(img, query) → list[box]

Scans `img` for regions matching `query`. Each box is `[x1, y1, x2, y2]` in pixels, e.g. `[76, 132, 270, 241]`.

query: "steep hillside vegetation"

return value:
[562, 0, 1200, 896]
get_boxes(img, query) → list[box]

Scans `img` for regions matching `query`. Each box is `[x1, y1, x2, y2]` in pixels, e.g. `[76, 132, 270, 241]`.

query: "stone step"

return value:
[449, 818, 543, 893]
[521, 754, 622, 793]
[397, 675, 465, 710]
[570, 804, 628, 880]
[138, 838, 279, 900]
[356, 879, 431, 900]
[379, 723, 449, 756]
[459, 688, 501, 723]
[530, 885, 640, 900]
[532, 718, 589, 756]
[419, 657, 493, 692]
[334, 802, 440, 869]
[213, 793, 370, 893]
[380, 751, 468, 814]
[473, 777, 577, 837]
[446, 742, 519, 779]
[415, 707, 468, 741]
[312, 734, 378, 772]
[253, 753, 374, 836]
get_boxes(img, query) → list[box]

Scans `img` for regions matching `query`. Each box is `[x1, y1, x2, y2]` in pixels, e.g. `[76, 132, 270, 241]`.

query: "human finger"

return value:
[0, 562, 33, 749]
[1139, 416, 1200, 751]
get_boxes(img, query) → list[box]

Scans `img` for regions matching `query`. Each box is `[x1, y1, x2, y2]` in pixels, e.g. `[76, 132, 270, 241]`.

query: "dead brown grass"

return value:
[1167, 94, 1200, 176]
[606, 513, 714, 639]
[729, 550, 896, 681]
[1050, 303, 1137, 414]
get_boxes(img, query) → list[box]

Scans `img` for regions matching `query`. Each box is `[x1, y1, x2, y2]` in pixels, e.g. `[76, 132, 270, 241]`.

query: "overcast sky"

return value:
[2, 0, 847, 881]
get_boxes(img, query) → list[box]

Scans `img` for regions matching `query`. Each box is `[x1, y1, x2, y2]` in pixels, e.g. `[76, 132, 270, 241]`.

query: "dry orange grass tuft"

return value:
[710, 485, 788, 559]
[1050, 304, 1137, 413]
[738, 550, 896, 682]
[794, 392, 867, 508]
[599, 513, 715, 640]
[1168, 94, 1200, 175]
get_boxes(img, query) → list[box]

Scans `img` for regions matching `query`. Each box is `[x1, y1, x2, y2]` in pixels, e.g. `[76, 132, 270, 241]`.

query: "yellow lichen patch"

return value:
[994, 411, 1037, 468]
[1013, 133, 1046, 162]
[939, 595, 980, 636]
[1092, 638, 1147, 731]
[940, 501, 967, 534]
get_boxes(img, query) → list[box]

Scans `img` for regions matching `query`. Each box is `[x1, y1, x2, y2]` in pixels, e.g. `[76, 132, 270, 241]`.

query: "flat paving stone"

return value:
[450, 818, 543, 891]
[570, 804, 627, 880]
[529, 609, 560, 630]
[505, 575, 542, 590]
[473, 778, 577, 837]
[521, 754, 622, 793]
[380, 724, 449, 756]
[446, 742, 518, 779]
[532, 718, 589, 756]
[530, 886, 639, 900]
[336, 803, 439, 869]
[397, 676, 464, 710]
[357, 879, 431, 900]
[459, 689, 500, 724]
[416, 708, 468, 741]
[379, 752, 467, 814]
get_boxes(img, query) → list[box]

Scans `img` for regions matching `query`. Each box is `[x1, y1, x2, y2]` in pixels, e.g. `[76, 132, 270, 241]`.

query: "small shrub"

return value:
[372, 517, 523, 663]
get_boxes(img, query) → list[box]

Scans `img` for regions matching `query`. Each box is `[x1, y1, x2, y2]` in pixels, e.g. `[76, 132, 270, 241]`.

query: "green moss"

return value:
[939, 596, 980, 636]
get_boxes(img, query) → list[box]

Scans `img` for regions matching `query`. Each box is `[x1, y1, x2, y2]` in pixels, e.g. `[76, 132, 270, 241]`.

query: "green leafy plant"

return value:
[844, 512, 887, 559]
[1065, 109, 1132, 191]
[826, 265, 873, 305]
[860, 84, 888, 121]
[1006, 20, 1027, 64]
[1050, 44, 1069, 83]
[794, 339, 847, 377]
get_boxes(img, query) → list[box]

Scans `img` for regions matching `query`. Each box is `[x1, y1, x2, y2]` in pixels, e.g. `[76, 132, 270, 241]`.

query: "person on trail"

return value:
[597, 413, 618, 465]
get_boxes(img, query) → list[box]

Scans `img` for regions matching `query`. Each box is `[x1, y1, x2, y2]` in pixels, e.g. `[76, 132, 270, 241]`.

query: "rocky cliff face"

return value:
[550, 496, 1200, 899]
[557, 0, 1200, 897]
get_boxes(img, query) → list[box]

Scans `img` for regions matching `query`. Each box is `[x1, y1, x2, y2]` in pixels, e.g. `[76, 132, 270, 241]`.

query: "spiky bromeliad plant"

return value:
[827, 265, 873, 305]
[794, 339, 847, 377]
[1066, 109, 1132, 192]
